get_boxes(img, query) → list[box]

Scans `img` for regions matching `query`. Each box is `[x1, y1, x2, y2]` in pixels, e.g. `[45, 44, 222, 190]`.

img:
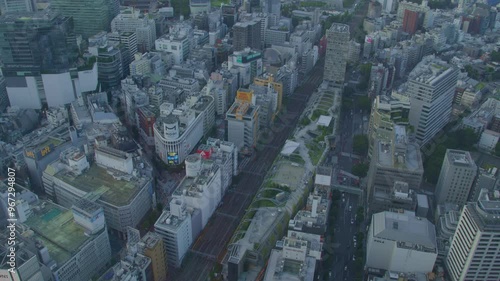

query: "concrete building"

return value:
[196, 137, 239, 194]
[367, 93, 411, 157]
[10, 196, 111, 281]
[407, 56, 458, 146]
[478, 129, 500, 152]
[232, 21, 261, 51]
[0, 0, 35, 13]
[88, 32, 125, 90]
[98, 253, 152, 281]
[140, 232, 167, 281]
[253, 74, 283, 113]
[366, 210, 437, 273]
[263, 237, 316, 281]
[190, 0, 210, 14]
[402, 10, 420, 35]
[367, 126, 424, 214]
[158, 76, 200, 94]
[155, 34, 190, 64]
[50, 0, 118, 38]
[445, 188, 500, 281]
[154, 199, 193, 267]
[154, 95, 215, 165]
[324, 23, 350, 88]
[468, 167, 499, 203]
[111, 7, 156, 52]
[226, 100, 260, 150]
[435, 150, 477, 206]
[228, 49, 264, 87]
[435, 203, 460, 263]
[43, 147, 154, 238]
[130, 52, 165, 77]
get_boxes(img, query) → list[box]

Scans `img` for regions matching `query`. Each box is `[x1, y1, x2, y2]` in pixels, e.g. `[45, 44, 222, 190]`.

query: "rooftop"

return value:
[23, 201, 93, 267]
[376, 141, 422, 171]
[264, 249, 316, 281]
[328, 23, 349, 33]
[445, 149, 476, 167]
[372, 210, 437, 251]
[52, 163, 149, 206]
[409, 56, 452, 85]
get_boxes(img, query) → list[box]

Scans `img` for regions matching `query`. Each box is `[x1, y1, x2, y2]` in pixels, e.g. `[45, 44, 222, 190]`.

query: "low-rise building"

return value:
[366, 210, 437, 273]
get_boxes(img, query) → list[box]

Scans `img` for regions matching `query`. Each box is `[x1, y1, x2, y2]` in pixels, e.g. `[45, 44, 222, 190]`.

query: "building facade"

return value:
[324, 23, 350, 88]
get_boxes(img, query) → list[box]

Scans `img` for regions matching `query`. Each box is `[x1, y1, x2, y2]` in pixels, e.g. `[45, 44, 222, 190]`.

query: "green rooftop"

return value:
[39, 137, 64, 148]
[55, 164, 146, 206]
[24, 202, 89, 266]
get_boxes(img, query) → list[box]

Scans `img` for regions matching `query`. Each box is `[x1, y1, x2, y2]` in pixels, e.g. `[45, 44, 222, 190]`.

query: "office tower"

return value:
[123, 0, 158, 12]
[111, 7, 157, 52]
[445, 188, 500, 281]
[403, 10, 420, 35]
[232, 21, 261, 51]
[140, 232, 168, 281]
[407, 56, 458, 146]
[0, 0, 35, 13]
[435, 149, 477, 206]
[0, 11, 98, 109]
[367, 1, 382, 19]
[367, 126, 424, 214]
[108, 32, 139, 73]
[88, 32, 125, 90]
[222, 4, 237, 28]
[468, 167, 498, 202]
[324, 23, 350, 88]
[51, 0, 118, 38]
[366, 210, 437, 273]
[226, 101, 260, 149]
[263, 0, 280, 16]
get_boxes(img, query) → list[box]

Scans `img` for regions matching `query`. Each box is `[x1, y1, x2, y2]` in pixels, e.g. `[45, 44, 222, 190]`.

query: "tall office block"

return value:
[435, 149, 477, 206]
[111, 7, 157, 52]
[324, 23, 350, 87]
[190, 0, 210, 14]
[51, 0, 118, 38]
[403, 9, 420, 35]
[232, 21, 261, 51]
[140, 232, 168, 281]
[0, 0, 35, 13]
[445, 188, 500, 281]
[226, 101, 260, 149]
[407, 56, 458, 146]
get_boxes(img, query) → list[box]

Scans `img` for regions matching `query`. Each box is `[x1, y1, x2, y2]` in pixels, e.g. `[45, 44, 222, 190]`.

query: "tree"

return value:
[352, 163, 369, 178]
[495, 141, 500, 157]
[491, 51, 500, 63]
[356, 96, 372, 112]
[353, 135, 369, 156]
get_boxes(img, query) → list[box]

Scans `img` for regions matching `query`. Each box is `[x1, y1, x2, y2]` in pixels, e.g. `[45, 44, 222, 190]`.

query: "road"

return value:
[166, 59, 326, 281]
[330, 192, 361, 281]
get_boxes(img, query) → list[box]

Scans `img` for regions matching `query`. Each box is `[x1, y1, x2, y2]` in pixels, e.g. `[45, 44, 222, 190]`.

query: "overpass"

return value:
[331, 184, 364, 201]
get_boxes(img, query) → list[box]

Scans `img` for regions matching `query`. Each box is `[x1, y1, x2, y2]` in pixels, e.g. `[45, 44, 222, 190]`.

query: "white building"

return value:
[7, 62, 98, 109]
[407, 56, 458, 146]
[435, 149, 477, 206]
[226, 100, 260, 149]
[264, 237, 316, 281]
[324, 23, 350, 87]
[155, 34, 190, 64]
[366, 210, 437, 273]
[154, 95, 215, 165]
[228, 49, 263, 86]
[154, 199, 192, 267]
[111, 7, 156, 51]
[445, 188, 500, 281]
[478, 129, 500, 152]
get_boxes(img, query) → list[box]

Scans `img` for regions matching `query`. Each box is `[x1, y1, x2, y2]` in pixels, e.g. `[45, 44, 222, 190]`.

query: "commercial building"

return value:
[263, 237, 317, 281]
[154, 95, 215, 165]
[407, 56, 458, 146]
[108, 32, 138, 71]
[324, 23, 350, 88]
[254, 74, 283, 113]
[366, 210, 437, 273]
[226, 100, 260, 149]
[403, 10, 420, 35]
[435, 203, 460, 263]
[367, 126, 424, 214]
[88, 32, 125, 90]
[367, 93, 411, 157]
[154, 199, 193, 267]
[0, 11, 98, 109]
[130, 52, 165, 77]
[228, 49, 263, 86]
[435, 150, 477, 206]
[0, 0, 35, 13]
[111, 7, 156, 51]
[5, 192, 112, 281]
[43, 147, 154, 238]
[51, 0, 118, 38]
[445, 188, 500, 281]
[155, 34, 190, 64]
[140, 232, 168, 281]
[98, 253, 152, 281]
[190, 0, 210, 14]
[468, 167, 499, 203]
[233, 21, 261, 51]
[158, 76, 200, 94]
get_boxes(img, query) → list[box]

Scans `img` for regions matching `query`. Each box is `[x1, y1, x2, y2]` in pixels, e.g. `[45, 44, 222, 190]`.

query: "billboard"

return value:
[24, 144, 55, 160]
[167, 152, 179, 165]
[236, 52, 262, 64]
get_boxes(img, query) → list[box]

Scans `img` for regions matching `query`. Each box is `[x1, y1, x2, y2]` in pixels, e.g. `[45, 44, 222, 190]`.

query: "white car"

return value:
[352, 256, 356, 261]
[349, 206, 352, 211]
[351, 219, 354, 224]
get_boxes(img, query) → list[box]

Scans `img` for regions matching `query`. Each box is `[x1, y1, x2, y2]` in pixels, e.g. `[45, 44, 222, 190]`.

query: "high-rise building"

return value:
[88, 32, 125, 90]
[324, 23, 350, 88]
[122, 0, 158, 13]
[222, 4, 237, 28]
[435, 149, 477, 206]
[111, 7, 157, 52]
[0, 0, 35, 13]
[226, 100, 260, 149]
[232, 21, 261, 51]
[445, 188, 500, 281]
[263, 0, 280, 16]
[51, 0, 119, 38]
[140, 232, 168, 281]
[0, 10, 98, 109]
[407, 56, 458, 146]
[403, 9, 420, 35]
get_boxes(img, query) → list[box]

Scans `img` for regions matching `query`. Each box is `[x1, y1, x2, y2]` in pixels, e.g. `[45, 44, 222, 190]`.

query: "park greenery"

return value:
[352, 163, 369, 178]
[353, 135, 369, 156]
[423, 128, 479, 183]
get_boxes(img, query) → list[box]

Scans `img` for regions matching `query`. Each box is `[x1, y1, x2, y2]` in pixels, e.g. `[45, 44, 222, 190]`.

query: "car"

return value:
[344, 266, 347, 271]
[353, 236, 357, 241]
[351, 219, 354, 224]
[349, 206, 352, 211]
[342, 198, 345, 203]
[353, 256, 356, 261]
